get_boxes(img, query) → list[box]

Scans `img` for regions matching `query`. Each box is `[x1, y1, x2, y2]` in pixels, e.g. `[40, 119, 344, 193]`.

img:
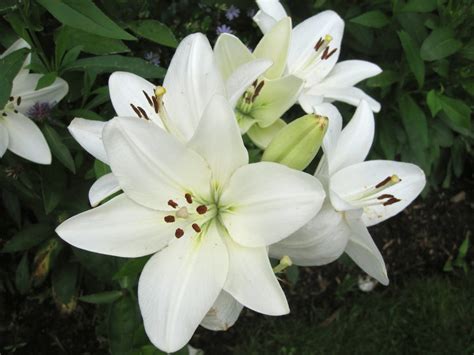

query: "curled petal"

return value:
[88, 173, 121, 207]
[68, 117, 108, 164]
[200, 291, 243, 331]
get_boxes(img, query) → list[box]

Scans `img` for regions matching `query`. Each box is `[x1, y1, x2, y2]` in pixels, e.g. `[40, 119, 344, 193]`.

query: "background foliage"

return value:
[0, 0, 472, 354]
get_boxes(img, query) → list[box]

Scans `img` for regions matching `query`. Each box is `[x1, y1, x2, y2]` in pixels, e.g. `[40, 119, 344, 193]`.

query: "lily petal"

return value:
[322, 60, 382, 88]
[200, 291, 243, 331]
[220, 162, 325, 247]
[253, 10, 279, 35]
[89, 173, 121, 207]
[164, 33, 226, 141]
[345, 215, 389, 285]
[138, 222, 228, 353]
[308, 85, 381, 112]
[312, 103, 342, 159]
[68, 117, 108, 164]
[247, 118, 286, 149]
[103, 116, 211, 210]
[56, 194, 173, 257]
[1, 38, 31, 80]
[214, 34, 254, 81]
[3, 111, 51, 164]
[255, 0, 287, 23]
[188, 95, 248, 187]
[0, 122, 9, 157]
[223, 235, 289, 315]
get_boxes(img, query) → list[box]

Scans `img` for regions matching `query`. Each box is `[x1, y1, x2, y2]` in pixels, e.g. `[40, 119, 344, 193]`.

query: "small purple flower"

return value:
[225, 5, 240, 21]
[27, 102, 52, 122]
[216, 24, 233, 35]
[144, 51, 161, 66]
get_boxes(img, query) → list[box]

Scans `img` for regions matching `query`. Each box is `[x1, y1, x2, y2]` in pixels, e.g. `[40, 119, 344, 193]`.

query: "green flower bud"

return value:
[261, 114, 328, 170]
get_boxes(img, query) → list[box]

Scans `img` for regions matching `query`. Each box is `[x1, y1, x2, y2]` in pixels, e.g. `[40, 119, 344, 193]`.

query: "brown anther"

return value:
[252, 81, 265, 101]
[196, 205, 207, 215]
[2, 113, 6, 117]
[130, 103, 142, 118]
[185, 193, 193, 204]
[164, 215, 175, 223]
[321, 47, 330, 59]
[383, 197, 401, 206]
[252, 79, 258, 87]
[175, 228, 184, 238]
[192, 223, 201, 233]
[152, 95, 159, 113]
[9, 96, 14, 102]
[16, 97, 21, 106]
[137, 106, 149, 120]
[143, 90, 153, 106]
[324, 48, 337, 60]
[168, 200, 178, 208]
[13, 110, 18, 113]
[377, 194, 395, 200]
[375, 176, 392, 188]
[314, 37, 324, 51]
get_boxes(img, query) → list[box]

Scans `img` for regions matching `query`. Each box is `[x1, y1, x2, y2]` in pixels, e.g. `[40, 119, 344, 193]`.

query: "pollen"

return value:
[192, 223, 201, 233]
[175, 228, 184, 238]
[168, 200, 178, 208]
[324, 34, 333, 43]
[196, 205, 207, 215]
[185, 193, 193, 204]
[164, 215, 175, 223]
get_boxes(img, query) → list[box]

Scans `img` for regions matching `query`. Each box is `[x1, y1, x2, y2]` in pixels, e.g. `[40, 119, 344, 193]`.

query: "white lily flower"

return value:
[253, 1, 382, 113]
[0, 39, 68, 164]
[68, 33, 272, 207]
[270, 101, 426, 284]
[57, 94, 325, 352]
[214, 17, 304, 148]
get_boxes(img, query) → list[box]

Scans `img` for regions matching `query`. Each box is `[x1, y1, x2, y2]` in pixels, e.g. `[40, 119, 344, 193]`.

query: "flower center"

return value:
[235, 79, 265, 127]
[1, 96, 22, 118]
[346, 175, 402, 207]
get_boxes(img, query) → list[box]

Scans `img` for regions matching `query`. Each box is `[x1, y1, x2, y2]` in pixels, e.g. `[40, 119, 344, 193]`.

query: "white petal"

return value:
[345, 216, 389, 285]
[138, 222, 228, 353]
[56, 194, 173, 257]
[309, 85, 381, 112]
[312, 103, 342, 160]
[270, 201, 349, 266]
[253, 10, 279, 35]
[164, 33, 226, 141]
[328, 100, 374, 174]
[108, 72, 162, 128]
[200, 291, 243, 331]
[220, 162, 325, 247]
[288, 10, 344, 82]
[3, 111, 51, 164]
[0, 122, 9, 157]
[226, 59, 272, 107]
[298, 92, 324, 113]
[68, 117, 108, 164]
[246, 118, 286, 149]
[103, 116, 211, 210]
[322, 60, 382, 88]
[214, 34, 254, 81]
[256, 0, 287, 22]
[89, 173, 121, 207]
[223, 235, 288, 315]
[1, 38, 31, 79]
[188, 95, 248, 187]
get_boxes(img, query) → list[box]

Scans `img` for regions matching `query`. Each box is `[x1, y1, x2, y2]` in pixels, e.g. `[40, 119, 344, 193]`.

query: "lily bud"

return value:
[262, 114, 328, 170]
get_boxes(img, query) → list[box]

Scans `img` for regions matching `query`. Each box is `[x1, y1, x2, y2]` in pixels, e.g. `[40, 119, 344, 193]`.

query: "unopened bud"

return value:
[262, 114, 328, 170]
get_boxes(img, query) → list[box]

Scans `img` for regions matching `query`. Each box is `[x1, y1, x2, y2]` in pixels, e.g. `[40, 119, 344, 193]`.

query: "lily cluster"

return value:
[37, 1, 424, 353]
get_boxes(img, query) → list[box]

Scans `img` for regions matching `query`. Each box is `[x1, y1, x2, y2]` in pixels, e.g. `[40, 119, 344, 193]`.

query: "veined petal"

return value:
[164, 33, 226, 141]
[270, 201, 349, 266]
[103, 116, 211, 210]
[309, 85, 381, 113]
[345, 215, 389, 285]
[89, 173, 121, 207]
[68, 117, 108, 164]
[226, 59, 272, 107]
[220, 162, 325, 247]
[223, 234, 288, 315]
[247, 118, 286, 149]
[256, 0, 287, 22]
[56, 194, 173, 257]
[214, 34, 255, 81]
[0, 122, 9, 157]
[200, 290, 243, 331]
[3, 111, 51, 164]
[138, 222, 228, 353]
[254, 17, 292, 80]
[252, 75, 303, 128]
[322, 60, 382, 88]
[188, 95, 248, 188]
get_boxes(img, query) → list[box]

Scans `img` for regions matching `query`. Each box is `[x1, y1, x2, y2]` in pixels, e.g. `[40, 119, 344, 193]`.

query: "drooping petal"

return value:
[103, 116, 211, 210]
[253, 17, 291, 80]
[200, 290, 243, 331]
[188, 95, 248, 187]
[322, 60, 382, 88]
[220, 162, 325, 247]
[252, 75, 303, 128]
[56, 194, 173, 257]
[308, 85, 381, 113]
[327, 100, 374, 174]
[3, 111, 51, 164]
[138, 222, 228, 353]
[108, 72, 163, 127]
[345, 215, 389, 285]
[164, 33, 226, 141]
[68, 117, 108, 164]
[223, 234, 289, 315]
[269, 201, 349, 266]
[88, 173, 121, 207]
[0, 122, 9, 157]
[214, 34, 255, 81]
[246, 118, 286, 149]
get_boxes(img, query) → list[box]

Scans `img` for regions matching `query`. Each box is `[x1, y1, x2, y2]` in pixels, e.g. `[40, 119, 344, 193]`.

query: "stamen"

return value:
[9, 96, 13, 102]
[155, 86, 167, 98]
[16, 97, 21, 106]
[168, 200, 178, 208]
[143, 90, 153, 106]
[152, 95, 159, 113]
[383, 197, 401, 206]
[192, 223, 201, 233]
[185, 193, 193, 204]
[164, 215, 175, 223]
[196, 205, 207, 215]
[175, 228, 184, 238]
[137, 106, 149, 120]
[130, 103, 142, 118]
[314, 37, 324, 51]
[375, 176, 392, 188]
[377, 194, 395, 200]
[322, 48, 337, 60]
[252, 81, 265, 101]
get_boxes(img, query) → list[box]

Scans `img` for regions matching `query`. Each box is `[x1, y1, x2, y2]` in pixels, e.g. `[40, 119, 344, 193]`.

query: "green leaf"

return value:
[35, 72, 57, 90]
[431, 120, 454, 148]
[63, 55, 165, 79]
[128, 20, 178, 48]
[401, 0, 437, 12]
[438, 95, 471, 133]
[0, 0, 18, 15]
[37, 0, 135, 40]
[94, 159, 111, 178]
[40, 164, 66, 214]
[79, 290, 123, 304]
[73, 248, 125, 282]
[420, 28, 462, 61]
[15, 253, 30, 294]
[426, 90, 442, 117]
[108, 295, 141, 355]
[42, 124, 76, 173]
[52, 262, 78, 310]
[61, 45, 83, 68]
[451, 140, 465, 178]
[0, 47, 29, 108]
[2, 224, 53, 253]
[113, 256, 149, 281]
[398, 31, 425, 88]
[366, 70, 399, 88]
[350, 11, 390, 29]
[2, 189, 21, 227]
